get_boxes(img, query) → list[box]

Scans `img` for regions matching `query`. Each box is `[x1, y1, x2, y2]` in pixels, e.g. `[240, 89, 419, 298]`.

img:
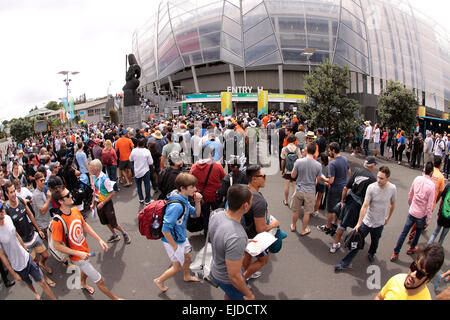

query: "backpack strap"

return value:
[52, 214, 70, 248]
[163, 199, 187, 242]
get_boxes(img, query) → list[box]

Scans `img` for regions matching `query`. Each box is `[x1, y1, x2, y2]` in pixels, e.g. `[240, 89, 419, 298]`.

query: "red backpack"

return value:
[138, 199, 185, 240]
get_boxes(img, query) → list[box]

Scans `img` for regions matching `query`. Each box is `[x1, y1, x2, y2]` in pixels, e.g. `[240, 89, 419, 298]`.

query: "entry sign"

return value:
[257, 90, 268, 116]
[221, 92, 232, 116]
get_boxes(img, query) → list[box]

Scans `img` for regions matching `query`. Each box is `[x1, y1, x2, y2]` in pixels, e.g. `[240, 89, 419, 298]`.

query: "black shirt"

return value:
[6, 200, 35, 243]
[242, 191, 268, 239]
[345, 167, 376, 201]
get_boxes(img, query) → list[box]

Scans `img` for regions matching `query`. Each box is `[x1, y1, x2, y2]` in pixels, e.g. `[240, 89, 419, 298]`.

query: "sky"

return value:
[0, 0, 448, 121]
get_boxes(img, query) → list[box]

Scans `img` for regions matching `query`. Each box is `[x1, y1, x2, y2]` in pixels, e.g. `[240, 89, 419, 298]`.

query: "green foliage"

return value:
[109, 108, 119, 124]
[378, 80, 418, 132]
[299, 60, 362, 143]
[9, 118, 34, 143]
[45, 101, 61, 111]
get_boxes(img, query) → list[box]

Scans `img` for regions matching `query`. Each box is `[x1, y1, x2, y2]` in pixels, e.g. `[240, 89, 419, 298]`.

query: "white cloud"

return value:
[0, 0, 448, 121]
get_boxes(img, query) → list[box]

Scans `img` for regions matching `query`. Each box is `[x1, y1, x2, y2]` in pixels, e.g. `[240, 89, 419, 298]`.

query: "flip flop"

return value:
[82, 285, 95, 295]
[283, 200, 289, 206]
[290, 224, 296, 232]
[300, 228, 311, 236]
[39, 263, 53, 274]
[45, 278, 56, 287]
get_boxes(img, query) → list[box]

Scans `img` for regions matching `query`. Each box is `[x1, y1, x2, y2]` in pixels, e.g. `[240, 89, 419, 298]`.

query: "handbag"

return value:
[187, 162, 214, 233]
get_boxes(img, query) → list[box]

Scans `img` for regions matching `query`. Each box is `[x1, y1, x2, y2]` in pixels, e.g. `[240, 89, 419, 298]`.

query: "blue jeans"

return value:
[106, 165, 118, 192]
[135, 170, 151, 203]
[394, 214, 426, 254]
[428, 224, 449, 245]
[340, 222, 384, 267]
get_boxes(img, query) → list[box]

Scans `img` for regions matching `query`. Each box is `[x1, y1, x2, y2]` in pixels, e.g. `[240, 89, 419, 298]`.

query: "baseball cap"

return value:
[365, 156, 377, 165]
[168, 151, 183, 165]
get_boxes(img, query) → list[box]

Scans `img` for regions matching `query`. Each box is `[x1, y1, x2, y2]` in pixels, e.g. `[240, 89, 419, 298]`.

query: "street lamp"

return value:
[301, 48, 316, 75]
[57, 71, 79, 102]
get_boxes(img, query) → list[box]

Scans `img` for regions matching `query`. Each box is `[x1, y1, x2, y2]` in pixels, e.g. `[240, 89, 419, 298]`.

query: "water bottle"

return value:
[152, 215, 160, 237]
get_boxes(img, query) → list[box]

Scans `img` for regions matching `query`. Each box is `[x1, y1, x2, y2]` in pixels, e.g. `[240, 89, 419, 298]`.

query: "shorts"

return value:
[163, 239, 192, 264]
[15, 255, 43, 285]
[283, 173, 295, 182]
[97, 200, 118, 228]
[316, 183, 326, 194]
[212, 274, 245, 300]
[327, 189, 342, 213]
[71, 259, 102, 283]
[373, 142, 379, 149]
[25, 232, 46, 260]
[118, 160, 131, 170]
[291, 191, 315, 214]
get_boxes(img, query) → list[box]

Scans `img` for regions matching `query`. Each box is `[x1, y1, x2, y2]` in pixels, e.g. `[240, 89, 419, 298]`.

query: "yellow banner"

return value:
[443, 113, 449, 120]
[417, 106, 426, 117]
[221, 92, 232, 116]
[257, 90, 268, 116]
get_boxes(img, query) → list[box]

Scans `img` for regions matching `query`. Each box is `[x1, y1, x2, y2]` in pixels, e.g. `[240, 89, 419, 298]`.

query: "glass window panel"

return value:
[338, 23, 368, 56]
[158, 22, 172, 45]
[335, 40, 368, 73]
[280, 33, 307, 49]
[172, 11, 197, 34]
[244, 18, 273, 49]
[308, 34, 334, 52]
[248, 50, 282, 67]
[303, 1, 339, 15]
[198, 17, 222, 35]
[228, 0, 241, 7]
[221, 47, 244, 67]
[221, 32, 242, 56]
[181, 51, 203, 66]
[224, 1, 241, 23]
[265, 1, 306, 15]
[202, 46, 221, 63]
[282, 49, 308, 64]
[243, 3, 267, 32]
[341, 0, 364, 22]
[305, 17, 330, 36]
[245, 34, 279, 66]
[159, 57, 184, 79]
[159, 45, 180, 72]
[200, 32, 221, 49]
[175, 28, 199, 43]
[178, 37, 201, 54]
[223, 16, 242, 41]
[158, 36, 175, 58]
[277, 16, 306, 33]
[310, 50, 331, 64]
[340, 8, 366, 39]
[242, 0, 262, 15]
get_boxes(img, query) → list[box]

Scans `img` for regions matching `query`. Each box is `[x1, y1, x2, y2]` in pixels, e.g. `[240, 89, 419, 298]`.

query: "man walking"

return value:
[209, 184, 255, 300]
[318, 142, 350, 236]
[115, 130, 134, 187]
[334, 166, 396, 271]
[129, 138, 154, 205]
[363, 121, 372, 156]
[391, 162, 435, 261]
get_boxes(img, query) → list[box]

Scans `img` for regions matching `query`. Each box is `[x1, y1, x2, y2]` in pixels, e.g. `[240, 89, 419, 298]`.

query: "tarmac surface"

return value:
[1, 151, 449, 300]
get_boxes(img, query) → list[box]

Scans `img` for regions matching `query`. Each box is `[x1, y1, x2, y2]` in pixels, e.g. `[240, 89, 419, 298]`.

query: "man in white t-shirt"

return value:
[373, 124, 381, 157]
[129, 138, 154, 205]
[363, 121, 373, 156]
[0, 203, 56, 300]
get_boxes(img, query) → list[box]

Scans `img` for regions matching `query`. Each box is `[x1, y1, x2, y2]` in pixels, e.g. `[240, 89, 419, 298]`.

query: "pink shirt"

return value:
[408, 175, 436, 223]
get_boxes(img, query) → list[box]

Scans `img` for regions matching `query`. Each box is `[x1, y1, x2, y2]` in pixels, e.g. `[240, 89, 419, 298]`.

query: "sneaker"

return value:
[390, 253, 399, 262]
[407, 246, 418, 255]
[123, 233, 131, 245]
[246, 271, 262, 281]
[330, 242, 341, 253]
[139, 200, 144, 204]
[311, 211, 319, 217]
[368, 254, 375, 263]
[334, 263, 348, 272]
[145, 201, 151, 206]
[107, 234, 120, 243]
[317, 225, 331, 233]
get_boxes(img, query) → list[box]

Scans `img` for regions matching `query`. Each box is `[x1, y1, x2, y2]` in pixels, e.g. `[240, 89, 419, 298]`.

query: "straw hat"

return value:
[152, 130, 163, 139]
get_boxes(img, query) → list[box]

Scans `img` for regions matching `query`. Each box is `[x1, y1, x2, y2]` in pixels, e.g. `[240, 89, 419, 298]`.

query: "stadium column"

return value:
[278, 65, 284, 111]
[168, 76, 175, 95]
[229, 64, 236, 88]
[191, 66, 200, 94]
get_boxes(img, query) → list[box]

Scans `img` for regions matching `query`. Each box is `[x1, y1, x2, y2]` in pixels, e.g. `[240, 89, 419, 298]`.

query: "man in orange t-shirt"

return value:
[51, 186, 122, 300]
[115, 130, 134, 187]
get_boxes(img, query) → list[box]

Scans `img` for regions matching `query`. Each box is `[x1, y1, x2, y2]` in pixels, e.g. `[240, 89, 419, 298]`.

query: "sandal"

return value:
[39, 263, 53, 274]
[82, 285, 95, 295]
[300, 228, 311, 236]
[45, 278, 56, 287]
[283, 200, 289, 206]
[290, 224, 296, 232]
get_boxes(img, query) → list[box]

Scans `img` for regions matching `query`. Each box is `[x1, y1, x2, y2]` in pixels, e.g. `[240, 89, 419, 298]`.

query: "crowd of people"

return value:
[0, 108, 448, 300]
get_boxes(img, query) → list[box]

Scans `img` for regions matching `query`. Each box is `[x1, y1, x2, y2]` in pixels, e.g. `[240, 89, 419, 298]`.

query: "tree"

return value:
[299, 60, 362, 144]
[9, 118, 34, 143]
[378, 80, 418, 132]
[45, 101, 61, 111]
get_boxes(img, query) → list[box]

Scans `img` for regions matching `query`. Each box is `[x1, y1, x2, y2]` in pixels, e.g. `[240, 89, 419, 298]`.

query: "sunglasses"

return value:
[409, 261, 429, 280]
[255, 174, 267, 179]
[61, 192, 72, 199]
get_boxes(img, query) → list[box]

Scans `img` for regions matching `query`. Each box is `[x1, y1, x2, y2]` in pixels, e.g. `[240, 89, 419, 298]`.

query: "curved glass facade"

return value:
[133, 0, 450, 111]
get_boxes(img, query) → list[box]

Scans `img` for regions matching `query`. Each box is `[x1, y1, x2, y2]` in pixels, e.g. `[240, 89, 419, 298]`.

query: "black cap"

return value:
[365, 156, 377, 165]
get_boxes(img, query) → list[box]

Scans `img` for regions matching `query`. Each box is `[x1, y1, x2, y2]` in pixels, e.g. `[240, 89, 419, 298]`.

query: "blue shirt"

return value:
[161, 191, 197, 244]
[202, 140, 223, 162]
[76, 151, 89, 174]
[399, 136, 406, 145]
[328, 156, 350, 192]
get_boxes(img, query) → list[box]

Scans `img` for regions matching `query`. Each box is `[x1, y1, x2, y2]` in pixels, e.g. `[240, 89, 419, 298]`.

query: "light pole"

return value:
[57, 71, 79, 126]
[301, 48, 316, 75]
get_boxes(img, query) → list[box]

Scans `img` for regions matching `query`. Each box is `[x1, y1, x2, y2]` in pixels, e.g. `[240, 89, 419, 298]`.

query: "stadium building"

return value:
[132, 0, 449, 122]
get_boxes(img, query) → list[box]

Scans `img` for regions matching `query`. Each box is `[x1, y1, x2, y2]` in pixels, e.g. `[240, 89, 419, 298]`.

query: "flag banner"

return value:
[68, 98, 75, 120]
[258, 90, 268, 116]
[221, 92, 232, 116]
[61, 97, 69, 113]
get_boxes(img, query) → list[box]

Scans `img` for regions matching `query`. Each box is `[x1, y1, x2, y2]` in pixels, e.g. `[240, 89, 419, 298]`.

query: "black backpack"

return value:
[344, 229, 365, 251]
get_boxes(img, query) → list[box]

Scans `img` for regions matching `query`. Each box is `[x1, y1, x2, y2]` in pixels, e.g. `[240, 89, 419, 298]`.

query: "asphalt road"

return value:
[1, 152, 449, 300]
